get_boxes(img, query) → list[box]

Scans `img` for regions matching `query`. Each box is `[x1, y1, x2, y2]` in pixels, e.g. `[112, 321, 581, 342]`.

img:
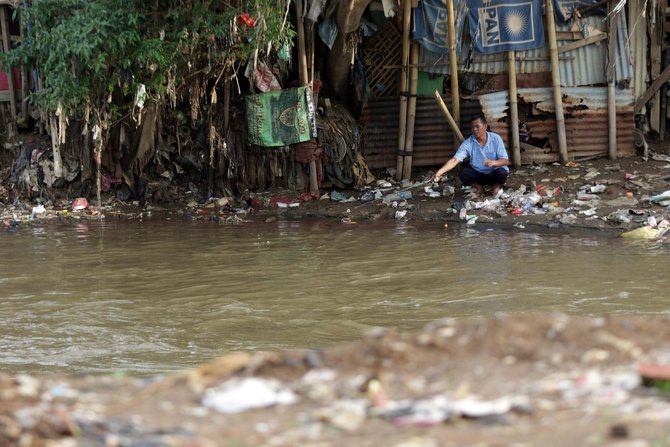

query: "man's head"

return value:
[470, 113, 488, 140]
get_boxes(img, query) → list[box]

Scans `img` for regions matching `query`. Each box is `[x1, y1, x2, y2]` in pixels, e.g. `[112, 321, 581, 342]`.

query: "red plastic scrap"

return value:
[639, 363, 670, 381]
[269, 195, 299, 208]
[237, 13, 255, 27]
[71, 197, 89, 211]
[298, 191, 320, 202]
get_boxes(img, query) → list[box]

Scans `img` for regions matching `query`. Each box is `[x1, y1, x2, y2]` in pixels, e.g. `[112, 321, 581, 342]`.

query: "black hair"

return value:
[470, 113, 487, 124]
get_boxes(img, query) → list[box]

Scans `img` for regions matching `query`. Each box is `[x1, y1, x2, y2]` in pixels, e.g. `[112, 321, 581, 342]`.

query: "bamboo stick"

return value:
[0, 6, 16, 120]
[508, 51, 520, 168]
[295, 0, 317, 192]
[396, 0, 411, 181]
[433, 90, 464, 143]
[446, 0, 459, 125]
[607, 7, 618, 160]
[545, 0, 568, 163]
[402, 42, 419, 180]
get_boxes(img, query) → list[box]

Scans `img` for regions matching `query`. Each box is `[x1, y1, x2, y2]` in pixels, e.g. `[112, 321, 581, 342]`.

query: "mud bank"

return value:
[3, 313, 670, 447]
[4, 155, 670, 240]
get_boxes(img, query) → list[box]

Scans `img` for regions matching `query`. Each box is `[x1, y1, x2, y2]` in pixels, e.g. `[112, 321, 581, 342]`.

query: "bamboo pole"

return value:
[508, 51, 521, 167]
[434, 90, 464, 143]
[545, 0, 568, 163]
[650, 1, 662, 133]
[0, 6, 16, 120]
[295, 0, 318, 193]
[446, 0, 459, 125]
[396, 0, 411, 181]
[402, 42, 419, 180]
[19, 7, 27, 119]
[607, 7, 618, 160]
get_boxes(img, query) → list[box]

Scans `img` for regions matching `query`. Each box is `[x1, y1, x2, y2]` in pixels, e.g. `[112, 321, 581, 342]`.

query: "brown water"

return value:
[1, 219, 668, 375]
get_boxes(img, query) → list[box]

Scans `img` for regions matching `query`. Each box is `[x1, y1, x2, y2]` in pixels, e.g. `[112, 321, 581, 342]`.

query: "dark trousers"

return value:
[458, 165, 508, 186]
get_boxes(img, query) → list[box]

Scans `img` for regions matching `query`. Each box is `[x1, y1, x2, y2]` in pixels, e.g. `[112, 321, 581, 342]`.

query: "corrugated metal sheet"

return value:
[360, 96, 482, 169]
[479, 87, 635, 160]
[360, 88, 636, 170]
[628, 0, 648, 100]
[418, 13, 633, 87]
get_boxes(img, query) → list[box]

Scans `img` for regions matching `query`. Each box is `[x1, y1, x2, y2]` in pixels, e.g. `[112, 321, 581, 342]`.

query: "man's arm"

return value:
[432, 157, 461, 182]
[483, 134, 510, 167]
[483, 158, 510, 168]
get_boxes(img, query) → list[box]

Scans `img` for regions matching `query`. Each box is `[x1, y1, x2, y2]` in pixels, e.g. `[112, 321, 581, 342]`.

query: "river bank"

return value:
[3, 153, 670, 240]
[3, 313, 670, 446]
[2, 153, 670, 446]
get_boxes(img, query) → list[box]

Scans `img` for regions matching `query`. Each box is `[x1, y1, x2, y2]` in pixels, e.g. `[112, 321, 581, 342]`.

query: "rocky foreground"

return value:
[3, 313, 670, 447]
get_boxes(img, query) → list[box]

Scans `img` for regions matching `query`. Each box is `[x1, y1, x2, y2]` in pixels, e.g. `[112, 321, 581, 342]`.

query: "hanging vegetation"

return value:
[0, 0, 296, 203]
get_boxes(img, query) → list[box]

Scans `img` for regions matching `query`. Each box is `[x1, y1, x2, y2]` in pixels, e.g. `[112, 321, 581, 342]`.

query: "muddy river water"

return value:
[1, 219, 668, 375]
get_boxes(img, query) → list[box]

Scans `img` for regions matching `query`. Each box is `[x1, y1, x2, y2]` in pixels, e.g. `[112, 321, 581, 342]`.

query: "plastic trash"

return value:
[71, 198, 89, 211]
[577, 193, 600, 201]
[330, 191, 348, 202]
[382, 191, 412, 204]
[621, 226, 665, 240]
[649, 190, 670, 204]
[202, 377, 298, 413]
[31, 205, 45, 217]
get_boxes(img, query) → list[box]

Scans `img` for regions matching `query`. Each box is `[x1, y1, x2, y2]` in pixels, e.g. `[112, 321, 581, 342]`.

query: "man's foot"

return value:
[473, 183, 484, 196]
[492, 184, 502, 198]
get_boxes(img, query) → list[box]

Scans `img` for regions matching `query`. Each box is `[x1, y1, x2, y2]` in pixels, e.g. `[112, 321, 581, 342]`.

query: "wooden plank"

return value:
[557, 34, 607, 54]
[633, 63, 670, 113]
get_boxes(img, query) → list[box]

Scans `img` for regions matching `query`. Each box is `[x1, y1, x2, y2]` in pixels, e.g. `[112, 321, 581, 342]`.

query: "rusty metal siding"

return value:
[360, 96, 482, 169]
[361, 88, 636, 170]
[480, 88, 635, 160]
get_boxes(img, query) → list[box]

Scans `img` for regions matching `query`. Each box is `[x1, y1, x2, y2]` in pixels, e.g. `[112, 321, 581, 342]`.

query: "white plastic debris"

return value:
[202, 377, 298, 413]
[31, 204, 46, 217]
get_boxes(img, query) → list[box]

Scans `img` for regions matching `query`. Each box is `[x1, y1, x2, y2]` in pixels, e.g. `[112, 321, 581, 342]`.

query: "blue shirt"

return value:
[454, 132, 509, 174]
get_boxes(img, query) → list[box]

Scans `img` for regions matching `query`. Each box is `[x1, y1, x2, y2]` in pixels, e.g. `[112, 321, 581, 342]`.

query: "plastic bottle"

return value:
[382, 191, 412, 203]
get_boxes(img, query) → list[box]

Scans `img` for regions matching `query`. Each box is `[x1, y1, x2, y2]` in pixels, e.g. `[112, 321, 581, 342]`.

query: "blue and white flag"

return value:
[552, 0, 605, 24]
[413, 0, 463, 55]
[469, 0, 544, 54]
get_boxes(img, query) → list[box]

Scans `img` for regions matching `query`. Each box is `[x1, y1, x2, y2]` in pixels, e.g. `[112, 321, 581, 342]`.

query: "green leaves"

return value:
[0, 0, 295, 124]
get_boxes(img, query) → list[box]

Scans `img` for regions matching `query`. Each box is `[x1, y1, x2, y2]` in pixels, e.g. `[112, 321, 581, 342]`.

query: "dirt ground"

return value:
[3, 314, 670, 447]
[2, 147, 670, 446]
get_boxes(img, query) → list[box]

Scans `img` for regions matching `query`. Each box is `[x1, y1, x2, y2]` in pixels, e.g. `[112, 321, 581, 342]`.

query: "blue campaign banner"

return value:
[469, 0, 544, 54]
[413, 0, 462, 55]
[552, 0, 604, 24]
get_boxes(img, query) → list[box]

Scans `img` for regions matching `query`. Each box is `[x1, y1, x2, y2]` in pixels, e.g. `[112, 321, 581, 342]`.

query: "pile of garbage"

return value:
[4, 314, 670, 446]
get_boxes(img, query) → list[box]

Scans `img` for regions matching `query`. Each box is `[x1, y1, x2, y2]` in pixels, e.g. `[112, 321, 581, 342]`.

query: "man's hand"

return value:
[484, 158, 495, 167]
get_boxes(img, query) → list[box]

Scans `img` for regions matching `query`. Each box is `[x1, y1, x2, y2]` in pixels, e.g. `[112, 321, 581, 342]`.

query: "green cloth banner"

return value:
[245, 86, 317, 147]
